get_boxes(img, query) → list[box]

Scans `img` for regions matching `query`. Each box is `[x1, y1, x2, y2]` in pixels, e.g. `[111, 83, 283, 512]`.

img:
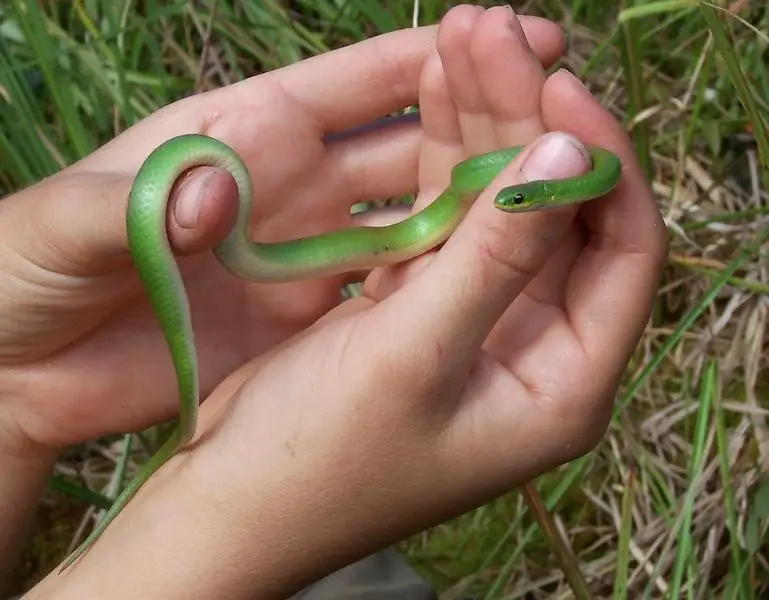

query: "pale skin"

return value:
[0, 5, 667, 599]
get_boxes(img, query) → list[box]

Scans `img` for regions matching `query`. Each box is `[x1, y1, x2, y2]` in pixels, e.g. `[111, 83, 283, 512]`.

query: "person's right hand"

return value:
[0, 17, 566, 453]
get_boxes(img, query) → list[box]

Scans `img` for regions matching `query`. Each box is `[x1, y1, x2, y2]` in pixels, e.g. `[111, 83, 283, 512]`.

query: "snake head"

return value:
[493, 181, 554, 213]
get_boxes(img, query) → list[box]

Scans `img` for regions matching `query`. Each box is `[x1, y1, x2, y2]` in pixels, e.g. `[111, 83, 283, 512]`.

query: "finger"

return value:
[438, 6, 548, 155]
[414, 51, 465, 205]
[269, 17, 565, 134]
[325, 113, 423, 205]
[469, 6, 548, 144]
[541, 70, 668, 367]
[166, 167, 240, 255]
[436, 6, 495, 149]
[2, 166, 240, 278]
[351, 205, 413, 227]
[382, 131, 593, 365]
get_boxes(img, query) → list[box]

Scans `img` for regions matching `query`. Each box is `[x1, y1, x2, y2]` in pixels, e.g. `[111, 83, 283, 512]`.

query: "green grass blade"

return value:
[618, 0, 652, 180]
[613, 466, 635, 599]
[618, 0, 696, 23]
[714, 369, 754, 600]
[699, 2, 769, 189]
[10, 0, 93, 158]
[47, 476, 113, 511]
[668, 360, 715, 598]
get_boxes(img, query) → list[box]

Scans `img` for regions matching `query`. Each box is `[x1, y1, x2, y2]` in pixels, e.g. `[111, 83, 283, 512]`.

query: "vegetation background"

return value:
[1, 0, 768, 598]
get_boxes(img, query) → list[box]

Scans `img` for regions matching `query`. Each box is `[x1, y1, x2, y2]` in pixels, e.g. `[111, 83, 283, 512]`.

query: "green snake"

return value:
[60, 132, 621, 570]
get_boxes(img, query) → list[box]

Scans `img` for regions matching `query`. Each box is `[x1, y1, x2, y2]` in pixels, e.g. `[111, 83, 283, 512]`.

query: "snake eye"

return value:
[512, 192, 525, 205]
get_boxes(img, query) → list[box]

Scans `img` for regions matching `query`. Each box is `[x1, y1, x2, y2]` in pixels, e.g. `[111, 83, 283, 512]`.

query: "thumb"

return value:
[383, 131, 592, 358]
[1, 165, 239, 277]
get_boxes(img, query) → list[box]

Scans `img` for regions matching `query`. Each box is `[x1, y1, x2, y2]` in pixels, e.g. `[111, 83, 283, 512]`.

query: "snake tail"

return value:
[59, 428, 186, 571]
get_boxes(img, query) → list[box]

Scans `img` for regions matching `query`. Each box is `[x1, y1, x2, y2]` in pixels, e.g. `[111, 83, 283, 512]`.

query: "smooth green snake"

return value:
[59, 132, 621, 570]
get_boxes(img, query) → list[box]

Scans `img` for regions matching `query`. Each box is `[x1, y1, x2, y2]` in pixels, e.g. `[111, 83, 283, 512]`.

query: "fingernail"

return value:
[520, 132, 590, 181]
[557, 67, 587, 91]
[174, 171, 213, 229]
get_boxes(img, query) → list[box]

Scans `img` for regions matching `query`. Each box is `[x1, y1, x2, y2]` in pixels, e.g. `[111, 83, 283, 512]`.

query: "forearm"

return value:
[22, 363, 436, 600]
[24, 450, 356, 598]
[0, 432, 58, 589]
[21, 375, 364, 599]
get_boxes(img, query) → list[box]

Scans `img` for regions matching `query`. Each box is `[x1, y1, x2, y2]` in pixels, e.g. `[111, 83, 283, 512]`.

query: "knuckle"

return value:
[535, 380, 615, 461]
[370, 38, 415, 111]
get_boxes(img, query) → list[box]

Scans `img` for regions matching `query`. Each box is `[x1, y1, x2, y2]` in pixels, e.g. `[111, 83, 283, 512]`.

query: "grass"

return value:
[2, 0, 769, 597]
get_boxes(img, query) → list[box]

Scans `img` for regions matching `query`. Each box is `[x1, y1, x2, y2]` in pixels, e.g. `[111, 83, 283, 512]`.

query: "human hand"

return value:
[0, 16, 566, 453]
[37, 6, 666, 598]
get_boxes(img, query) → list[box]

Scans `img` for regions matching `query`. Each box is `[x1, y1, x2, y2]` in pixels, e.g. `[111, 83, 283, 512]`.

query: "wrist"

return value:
[0, 418, 59, 586]
[0, 405, 61, 463]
